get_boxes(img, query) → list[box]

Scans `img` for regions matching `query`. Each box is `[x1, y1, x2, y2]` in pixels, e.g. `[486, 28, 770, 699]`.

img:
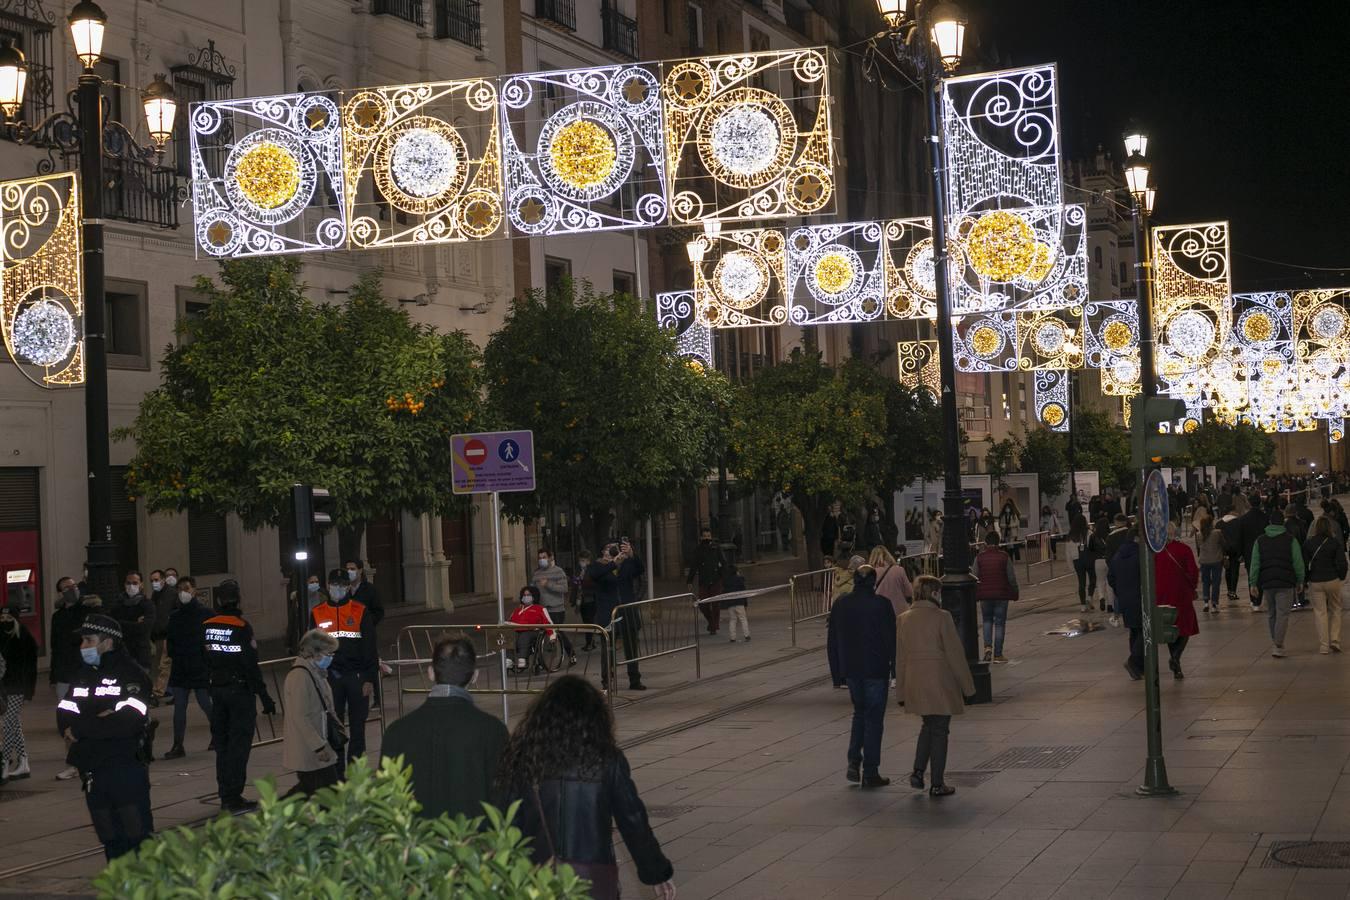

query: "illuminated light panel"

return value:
[715, 250, 768, 308]
[233, 140, 301, 210]
[1033, 371, 1070, 432]
[1152, 222, 1231, 372]
[898, 340, 940, 396]
[703, 90, 793, 186]
[966, 210, 1035, 281]
[0, 172, 84, 388]
[546, 118, 619, 191]
[688, 227, 788, 328]
[389, 125, 462, 199]
[814, 250, 857, 295]
[655, 290, 713, 368]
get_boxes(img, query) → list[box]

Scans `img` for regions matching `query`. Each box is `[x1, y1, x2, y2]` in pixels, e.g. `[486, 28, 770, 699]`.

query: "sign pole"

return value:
[492, 490, 508, 721]
[1138, 467, 1177, 795]
[645, 518, 655, 602]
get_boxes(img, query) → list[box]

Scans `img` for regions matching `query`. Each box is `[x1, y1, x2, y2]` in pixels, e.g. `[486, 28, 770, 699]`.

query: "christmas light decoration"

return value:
[192, 92, 345, 257]
[386, 122, 465, 202]
[1033, 369, 1070, 432]
[966, 210, 1035, 282]
[898, 340, 940, 396]
[655, 290, 714, 368]
[785, 221, 885, 326]
[687, 227, 788, 328]
[1152, 222, 1231, 372]
[664, 47, 834, 223]
[0, 172, 84, 388]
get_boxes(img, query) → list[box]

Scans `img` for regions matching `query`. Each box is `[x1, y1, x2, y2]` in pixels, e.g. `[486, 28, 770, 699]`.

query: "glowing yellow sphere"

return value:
[1261, 357, 1283, 375]
[1243, 312, 1273, 342]
[1041, 403, 1065, 427]
[1103, 320, 1133, 351]
[1183, 418, 1199, 433]
[966, 210, 1035, 281]
[970, 325, 1001, 357]
[234, 141, 300, 210]
[548, 120, 617, 191]
[814, 252, 856, 295]
[1025, 241, 1055, 282]
[1333, 429, 1344, 442]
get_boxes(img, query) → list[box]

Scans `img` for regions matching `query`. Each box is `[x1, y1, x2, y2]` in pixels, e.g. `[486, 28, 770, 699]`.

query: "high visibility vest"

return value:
[312, 600, 366, 639]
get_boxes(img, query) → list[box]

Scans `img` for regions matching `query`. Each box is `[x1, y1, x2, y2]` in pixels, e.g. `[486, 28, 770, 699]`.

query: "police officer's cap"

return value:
[78, 613, 122, 640]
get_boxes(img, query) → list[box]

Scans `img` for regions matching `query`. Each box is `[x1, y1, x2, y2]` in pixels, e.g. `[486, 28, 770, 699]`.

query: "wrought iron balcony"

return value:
[434, 0, 481, 47]
[103, 157, 179, 229]
[535, 0, 575, 31]
[602, 3, 638, 58]
[372, 0, 424, 27]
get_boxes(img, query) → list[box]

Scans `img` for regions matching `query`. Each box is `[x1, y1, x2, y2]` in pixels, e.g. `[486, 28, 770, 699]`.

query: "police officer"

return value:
[313, 568, 378, 772]
[203, 580, 276, 812]
[56, 614, 154, 860]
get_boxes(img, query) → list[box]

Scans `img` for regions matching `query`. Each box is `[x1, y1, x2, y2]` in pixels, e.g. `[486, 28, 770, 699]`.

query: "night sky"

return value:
[964, 0, 1350, 292]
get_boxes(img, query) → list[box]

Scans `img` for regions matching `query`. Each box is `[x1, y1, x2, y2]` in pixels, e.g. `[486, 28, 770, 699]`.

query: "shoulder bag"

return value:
[302, 664, 347, 755]
[532, 784, 620, 900]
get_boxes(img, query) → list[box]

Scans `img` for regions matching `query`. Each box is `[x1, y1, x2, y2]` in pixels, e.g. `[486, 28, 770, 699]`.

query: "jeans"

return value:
[170, 686, 213, 746]
[913, 715, 952, 786]
[981, 600, 1008, 657]
[1224, 555, 1242, 595]
[1127, 627, 1144, 672]
[1074, 557, 1096, 603]
[1307, 580, 1344, 651]
[1200, 563, 1222, 606]
[1265, 587, 1295, 646]
[846, 677, 888, 776]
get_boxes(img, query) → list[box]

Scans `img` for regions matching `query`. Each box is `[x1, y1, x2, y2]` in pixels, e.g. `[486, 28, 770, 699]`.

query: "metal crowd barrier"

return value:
[609, 592, 699, 694]
[390, 623, 612, 717]
[899, 551, 939, 579]
[251, 654, 386, 749]
[788, 567, 833, 647]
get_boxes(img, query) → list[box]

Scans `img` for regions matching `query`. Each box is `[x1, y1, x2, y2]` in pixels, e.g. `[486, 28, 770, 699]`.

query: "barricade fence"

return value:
[252, 655, 387, 748]
[390, 623, 612, 718]
[788, 567, 833, 647]
[610, 592, 698, 693]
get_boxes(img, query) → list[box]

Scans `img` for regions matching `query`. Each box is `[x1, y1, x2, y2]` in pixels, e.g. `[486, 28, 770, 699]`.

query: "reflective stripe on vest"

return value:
[313, 601, 365, 639]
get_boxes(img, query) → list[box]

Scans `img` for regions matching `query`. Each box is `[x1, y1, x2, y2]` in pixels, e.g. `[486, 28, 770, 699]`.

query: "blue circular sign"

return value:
[497, 439, 520, 463]
[1143, 469, 1169, 553]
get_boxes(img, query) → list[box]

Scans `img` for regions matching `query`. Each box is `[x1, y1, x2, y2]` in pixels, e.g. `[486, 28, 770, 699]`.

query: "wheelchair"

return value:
[505, 627, 565, 676]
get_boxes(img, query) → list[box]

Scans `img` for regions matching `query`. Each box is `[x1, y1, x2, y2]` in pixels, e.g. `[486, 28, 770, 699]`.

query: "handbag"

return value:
[303, 665, 348, 755]
[532, 784, 620, 900]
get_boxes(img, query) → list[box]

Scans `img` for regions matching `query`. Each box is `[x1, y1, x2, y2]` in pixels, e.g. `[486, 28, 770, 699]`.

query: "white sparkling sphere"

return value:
[13, 298, 75, 366]
[391, 128, 459, 198]
[716, 251, 765, 304]
[710, 106, 779, 177]
[1032, 321, 1065, 355]
[1113, 358, 1140, 384]
[1166, 311, 1215, 358]
[1313, 305, 1347, 341]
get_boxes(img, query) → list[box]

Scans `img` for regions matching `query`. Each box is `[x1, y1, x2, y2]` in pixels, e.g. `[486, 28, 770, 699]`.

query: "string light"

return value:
[705, 94, 789, 184]
[715, 250, 768, 308]
[389, 125, 462, 200]
[966, 210, 1035, 282]
[232, 139, 301, 211]
[813, 249, 858, 295]
[12, 296, 75, 366]
[1166, 310, 1217, 359]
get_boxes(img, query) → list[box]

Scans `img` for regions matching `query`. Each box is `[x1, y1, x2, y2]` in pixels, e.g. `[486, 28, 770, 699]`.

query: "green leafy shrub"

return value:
[93, 758, 591, 899]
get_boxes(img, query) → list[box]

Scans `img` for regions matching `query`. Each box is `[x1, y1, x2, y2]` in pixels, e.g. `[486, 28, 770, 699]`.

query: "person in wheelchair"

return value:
[507, 586, 555, 673]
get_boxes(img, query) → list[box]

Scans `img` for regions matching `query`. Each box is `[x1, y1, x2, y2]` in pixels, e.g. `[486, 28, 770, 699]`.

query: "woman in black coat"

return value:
[498, 676, 674, 900]
[0, 606, 38, 779]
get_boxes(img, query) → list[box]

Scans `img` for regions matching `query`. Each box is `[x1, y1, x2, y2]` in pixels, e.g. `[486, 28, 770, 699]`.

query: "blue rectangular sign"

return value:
[451, 430, 536, 495]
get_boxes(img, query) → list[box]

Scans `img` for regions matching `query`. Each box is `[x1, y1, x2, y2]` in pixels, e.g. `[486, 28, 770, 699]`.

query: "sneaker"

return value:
[55, 766, 79, 781]
[929, 784, 956, 797]
[515, 658, 527, 669]
[163, 744, 186, 760]
[846, 765, 861, 784]
[982, 649, 992, 662]
[1109, 615, 1121, 628]
[1251, 604, 1262, 613]
[909, 770, 925, 790]
[1124, 661, 1143, 681]
[1333, 642, 1343, 653]
[1272, 645, 1287, 658]
[993, 655, 1008, 664]
[8, 754, 29, 780]
[568, 655, 577, 666]
[222, 798, 259, 814]
[1320, 646, 1331, 655]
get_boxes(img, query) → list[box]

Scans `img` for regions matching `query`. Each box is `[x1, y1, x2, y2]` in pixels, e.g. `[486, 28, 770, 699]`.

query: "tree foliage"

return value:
[482, 280, 727, 532]
[731, 351, 942, 566]
[94, 758, 591, 900]
[117, 259, 484, 529]
[985, 436, 1020, 491]
[1176, 419, 1277, 475]
[1019, 428, 1069, 500]
[1072, 409, 1134, 491]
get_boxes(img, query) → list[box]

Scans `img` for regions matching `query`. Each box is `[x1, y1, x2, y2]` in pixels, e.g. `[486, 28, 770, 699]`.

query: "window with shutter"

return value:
[189, 508, 230, 575]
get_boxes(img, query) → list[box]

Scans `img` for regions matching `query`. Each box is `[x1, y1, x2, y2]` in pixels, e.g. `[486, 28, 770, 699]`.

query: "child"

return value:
[507, 585, 554, 671]
[722, 563, 750, 643]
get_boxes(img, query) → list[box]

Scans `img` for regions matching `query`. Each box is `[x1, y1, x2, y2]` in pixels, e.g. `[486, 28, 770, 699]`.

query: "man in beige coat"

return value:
[896, 575, 975, 797]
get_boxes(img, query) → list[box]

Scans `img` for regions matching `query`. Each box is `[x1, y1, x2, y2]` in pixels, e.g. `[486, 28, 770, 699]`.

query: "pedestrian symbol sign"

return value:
[452, 430, 535, 494]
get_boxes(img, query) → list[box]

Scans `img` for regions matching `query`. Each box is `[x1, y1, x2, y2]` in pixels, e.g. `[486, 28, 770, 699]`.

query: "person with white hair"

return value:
[284, 628, 343, 796]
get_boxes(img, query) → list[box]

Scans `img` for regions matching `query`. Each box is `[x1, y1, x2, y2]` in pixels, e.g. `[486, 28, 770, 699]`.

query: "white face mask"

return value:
[125, 583, 141, 597]
[538, 558, 549, 569]
[520, 595, 533, 605]
[307, 582, 321, 594]
[150, 580, 163, 592]
[165, 575, 178, 587]
[346, 569, 359, 582]
[330, 586, 347, 602]
[178, 591, 193, 605]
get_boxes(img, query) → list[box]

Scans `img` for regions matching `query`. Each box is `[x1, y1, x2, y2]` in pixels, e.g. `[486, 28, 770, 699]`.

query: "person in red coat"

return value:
[1155, 522, 1200, 679]
[507, 586, 555, 672]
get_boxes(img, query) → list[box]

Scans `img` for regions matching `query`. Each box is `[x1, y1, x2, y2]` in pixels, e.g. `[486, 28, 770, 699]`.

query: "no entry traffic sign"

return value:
[452, 430, 535, 494]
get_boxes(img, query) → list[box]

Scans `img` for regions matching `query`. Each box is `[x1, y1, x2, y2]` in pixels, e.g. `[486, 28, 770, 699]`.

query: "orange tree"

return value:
[117, 259, 483, 530]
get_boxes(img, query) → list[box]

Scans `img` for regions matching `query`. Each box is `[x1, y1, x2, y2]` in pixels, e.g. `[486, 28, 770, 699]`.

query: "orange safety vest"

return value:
[312, 600, 366, 639]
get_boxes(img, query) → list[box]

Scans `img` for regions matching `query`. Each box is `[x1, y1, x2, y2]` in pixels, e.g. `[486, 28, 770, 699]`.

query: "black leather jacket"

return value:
[508, 751, 673, 886]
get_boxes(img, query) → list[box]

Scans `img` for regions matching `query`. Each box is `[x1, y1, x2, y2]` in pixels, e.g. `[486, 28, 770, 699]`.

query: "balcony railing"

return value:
[602, 4, 638, 58]
[535, 0, 575, 30]
[103, 158, 179, 229]
[434, 0, 481, 47]
[372, 0, 424, 27]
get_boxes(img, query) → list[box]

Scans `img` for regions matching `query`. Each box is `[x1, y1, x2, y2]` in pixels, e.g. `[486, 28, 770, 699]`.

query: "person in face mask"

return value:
[147, 569, 175, 702]
[343, 559, 383, 627]
[162, 577, 214, 760]
[283, 628, 342, 797]
[57, 614, 154, 859]
[305, 574, 326, 613]
[507, 585, 555, 671]
[313, 568, 378, 774]
[49, 578, 98, 780]
[110, 571, 155, 671]
[0, 604, 38, 781]
[530, 549, 575, 665]
[686, 527, 728, 635]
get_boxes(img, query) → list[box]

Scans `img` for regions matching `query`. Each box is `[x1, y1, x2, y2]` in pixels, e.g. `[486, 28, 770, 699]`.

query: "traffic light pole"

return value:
[1132, 203, 1177, 797]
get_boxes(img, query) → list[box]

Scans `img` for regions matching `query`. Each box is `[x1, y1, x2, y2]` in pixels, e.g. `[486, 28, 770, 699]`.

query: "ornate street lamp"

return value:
[0, 4, 178, 603]
[872, 0, 990, 702]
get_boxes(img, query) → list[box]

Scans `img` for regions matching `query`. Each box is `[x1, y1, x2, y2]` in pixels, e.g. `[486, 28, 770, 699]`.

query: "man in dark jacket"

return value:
[380, 636, 507, 819]
[344, 559, 383, 627]
[1102, 514, 1131, 618]
[1107, 530, 1144, 680]
[827, 567, 896, 787]
[57, 615, 153, 859]
[1250, 515, 1305, 658]
[163, 576, 214, 760]
[820, 501, 846, 559]
[204, 580, 276, 811]
[314, 568, 380, 770]
[1238, 498, 1271, 610]
[110, 572, 155, 670]
[685, 527, 726, 636]
[49, 576, 91, 697]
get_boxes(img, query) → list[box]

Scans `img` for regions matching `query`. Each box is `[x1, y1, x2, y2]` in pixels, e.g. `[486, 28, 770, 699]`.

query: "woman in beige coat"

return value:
[284, 629, 343, 796]
[895, 575, 975, 797]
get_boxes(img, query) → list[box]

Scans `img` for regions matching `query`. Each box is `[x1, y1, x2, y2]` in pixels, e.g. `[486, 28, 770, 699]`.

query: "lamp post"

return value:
[1123, 128, 1176, 796]
[0, 4, 177, 603]
[876, 0, 990, 702]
